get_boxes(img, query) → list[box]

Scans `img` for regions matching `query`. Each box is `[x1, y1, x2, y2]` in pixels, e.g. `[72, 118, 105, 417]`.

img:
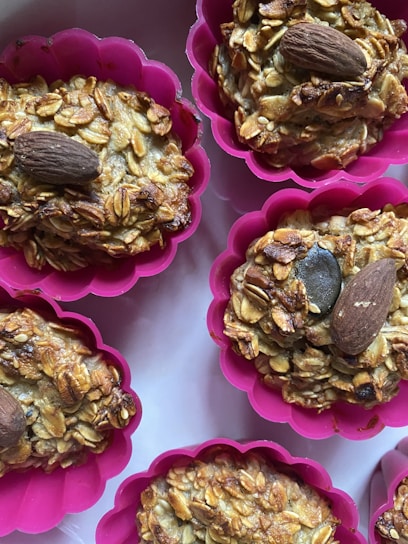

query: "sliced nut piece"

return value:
[330, 258, 396, 355]
[279, 22, 367, 79]
[0, 385, 26, 448]
[13, 131, 102, 185]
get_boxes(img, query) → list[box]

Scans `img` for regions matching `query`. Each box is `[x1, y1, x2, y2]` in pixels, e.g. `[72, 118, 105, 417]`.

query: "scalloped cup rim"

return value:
[0, 281, 142, 536]
[186, 0, 408, 188]
[207, 177, 408, 440]
[95, 437, 366, 544]
[0, 28, 210, 301]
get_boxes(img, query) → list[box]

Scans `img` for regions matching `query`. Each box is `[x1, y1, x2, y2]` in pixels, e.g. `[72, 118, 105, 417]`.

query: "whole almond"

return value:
[280, 22, 367, 79]
[14, 130, 102, 185]
[0, 385, 26, 448]
[330, 258, 396, 355]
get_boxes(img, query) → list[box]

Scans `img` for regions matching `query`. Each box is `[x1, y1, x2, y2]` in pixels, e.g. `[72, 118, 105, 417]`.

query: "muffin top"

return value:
[0, 75, 194, 271]
[224, 203, 408, 411]
[0, 305, 137, 476]
[210, 0, 408, 169]
[136, 445, 339, 544]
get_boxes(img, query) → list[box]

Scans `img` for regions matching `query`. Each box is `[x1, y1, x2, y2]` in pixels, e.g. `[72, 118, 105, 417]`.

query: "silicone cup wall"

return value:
[95, 437, 367, 544]
[186, 0, 408, 188]
[207, 177, 408, 440]
[0, 281, 142, 536]
[369, 437, 408, 544]
[0, 28, 210, 301]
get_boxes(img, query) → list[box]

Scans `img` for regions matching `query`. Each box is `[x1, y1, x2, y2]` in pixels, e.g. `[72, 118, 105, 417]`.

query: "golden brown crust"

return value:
[136, 446, 339, 544]
[0, 306, 136, 475]
[210, 0, 408, 169]
[0, 75, 194, 271]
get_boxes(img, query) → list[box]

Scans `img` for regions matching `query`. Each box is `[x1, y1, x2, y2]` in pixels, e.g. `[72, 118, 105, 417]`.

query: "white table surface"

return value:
[1, 1, 408, 542]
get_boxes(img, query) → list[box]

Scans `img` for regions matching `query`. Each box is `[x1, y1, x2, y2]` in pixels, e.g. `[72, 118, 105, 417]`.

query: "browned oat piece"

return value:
[0, 75, 194, 271]
[136, 446, 340, 544]
[210, 0, 408, 169]
[376, 477, 408, 543]
[0, 306, 136, 475]
[224, 204, 408, 411]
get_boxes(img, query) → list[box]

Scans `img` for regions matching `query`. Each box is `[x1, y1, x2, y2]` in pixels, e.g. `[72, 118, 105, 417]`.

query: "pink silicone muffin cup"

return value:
[186, 0, 408, 188]
[95, 437, 366, 544]
[369, 437, 408, 544]
[0, 28, 210, 301]
[0, 281, 142, 536]
[208, 177, 408, 440]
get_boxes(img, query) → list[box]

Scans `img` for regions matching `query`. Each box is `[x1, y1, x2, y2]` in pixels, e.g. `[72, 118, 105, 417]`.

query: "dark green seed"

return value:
[295, 243, 342, 315]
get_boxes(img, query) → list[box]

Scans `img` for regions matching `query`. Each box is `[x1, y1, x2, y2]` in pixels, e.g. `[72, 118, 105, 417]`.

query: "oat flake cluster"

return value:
[211, 0, 408, 169]
[136, 446, 339, 544]
[0, 306, 136, 476]
[224, 205, 408, 411]
[0, 75, 194, 271]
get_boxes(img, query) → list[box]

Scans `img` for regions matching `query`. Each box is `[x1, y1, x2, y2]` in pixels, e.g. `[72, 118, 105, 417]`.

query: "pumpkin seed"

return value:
[295, 243, 341, 315]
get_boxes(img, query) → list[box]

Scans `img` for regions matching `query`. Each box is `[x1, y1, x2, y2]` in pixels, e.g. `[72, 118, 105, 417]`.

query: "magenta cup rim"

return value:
[369, 436, 408, 543]
[0, 280, 142, 536]
[207, 176, 408, 440]
[186, 0, 408, 188]
[0, 27, 210, 301]
[95, 437, 366, 544]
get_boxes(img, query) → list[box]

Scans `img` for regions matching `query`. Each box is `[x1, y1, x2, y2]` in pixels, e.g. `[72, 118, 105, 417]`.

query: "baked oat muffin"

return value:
[0, 305, 137, 475]
[375, 476, 408, 544]
[136, 445, 340, 544]
[210, 0, 408, 169]
[0, 75, 194, 271]
[224, 203, 408, 411]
